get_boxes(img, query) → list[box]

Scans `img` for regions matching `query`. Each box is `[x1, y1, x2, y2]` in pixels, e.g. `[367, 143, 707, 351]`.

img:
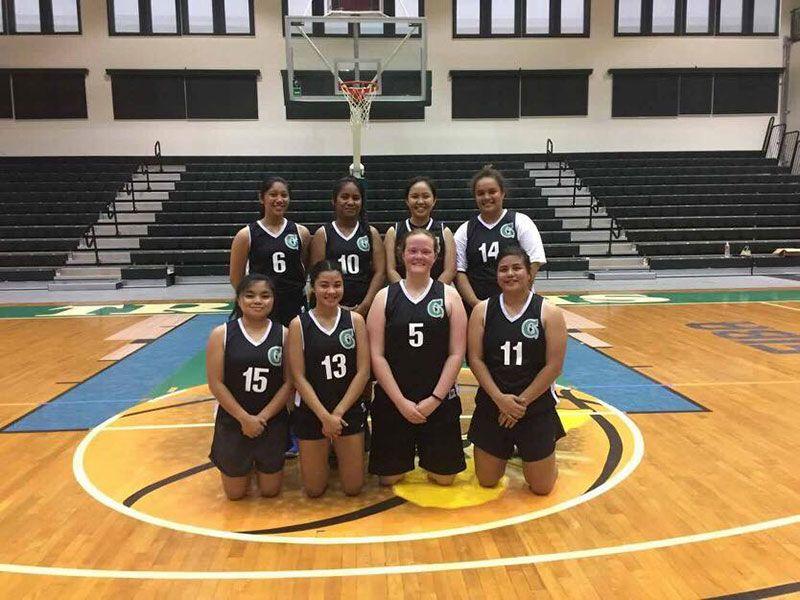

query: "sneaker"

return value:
[285, 433, 299, 458]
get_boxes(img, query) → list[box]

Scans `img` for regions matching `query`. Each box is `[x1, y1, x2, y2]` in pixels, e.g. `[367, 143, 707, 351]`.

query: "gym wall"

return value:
[0, 0, 788, 156]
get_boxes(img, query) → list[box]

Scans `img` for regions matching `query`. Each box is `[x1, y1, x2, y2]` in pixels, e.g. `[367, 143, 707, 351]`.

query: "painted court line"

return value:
[0, 514, 796, 580]
[73, 395, 645, 545]
[762, 301, 800, 313]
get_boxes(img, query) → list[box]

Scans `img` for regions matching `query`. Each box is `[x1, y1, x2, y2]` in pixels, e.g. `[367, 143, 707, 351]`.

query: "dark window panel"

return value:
[0, 73, 12, 118]
[678, 73, 712, 114]
[612, 72, 679, 116]
[713, 72, 778, 114]
[111, 73, 186, 119]
[185, 73, 258, 118]
[451, 71, 519, 118]
[521, 71, 589, 116]
[12, 71, 87, 118]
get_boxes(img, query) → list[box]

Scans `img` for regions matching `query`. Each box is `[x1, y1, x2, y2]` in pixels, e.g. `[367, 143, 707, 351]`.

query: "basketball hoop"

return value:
[340, 80, 379, 127]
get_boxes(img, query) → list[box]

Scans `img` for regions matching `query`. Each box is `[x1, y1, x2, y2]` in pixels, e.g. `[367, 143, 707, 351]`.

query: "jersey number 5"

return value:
[242, 367, 269, 392]
[409, 323, 424, 347]
[479, 241, 499, 263]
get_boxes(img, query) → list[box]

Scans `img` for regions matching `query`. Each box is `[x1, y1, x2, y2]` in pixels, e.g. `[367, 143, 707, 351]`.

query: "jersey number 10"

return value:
[338, 254, 360, 274]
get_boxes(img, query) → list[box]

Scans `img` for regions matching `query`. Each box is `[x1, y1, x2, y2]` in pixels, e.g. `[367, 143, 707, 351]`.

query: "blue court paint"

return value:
[4, 314, 227, 432]
[563, 339, 703, 413]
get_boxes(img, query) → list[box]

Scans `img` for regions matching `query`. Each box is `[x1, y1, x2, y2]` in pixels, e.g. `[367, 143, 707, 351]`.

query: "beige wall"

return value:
[0, 0, 787, 156]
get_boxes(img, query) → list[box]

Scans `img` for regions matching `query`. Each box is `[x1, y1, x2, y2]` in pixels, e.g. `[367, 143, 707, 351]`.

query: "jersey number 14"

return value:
[479, 241, 499, 263]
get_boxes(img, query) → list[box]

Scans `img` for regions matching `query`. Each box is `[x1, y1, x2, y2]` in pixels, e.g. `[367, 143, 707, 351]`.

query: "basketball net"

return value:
[340, 80, 379, 128]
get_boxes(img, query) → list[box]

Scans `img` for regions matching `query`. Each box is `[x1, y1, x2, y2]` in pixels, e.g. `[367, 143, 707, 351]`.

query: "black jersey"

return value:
[394, 218, 446, 280]
[324, 221, 373, 307]
[220, 318, 285, 423]
[381, 279, 452, 402]
[479, 292, 556, 414]
[299, 308, 358, 412]
[465, 210, 520, 300]
[247, 220, 306, 316]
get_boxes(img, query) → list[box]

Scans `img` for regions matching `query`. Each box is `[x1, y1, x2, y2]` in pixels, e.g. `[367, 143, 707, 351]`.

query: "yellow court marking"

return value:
[73, 390, 645, 545]
[761, 301, 800, 313]
[393, 458, 508, 509]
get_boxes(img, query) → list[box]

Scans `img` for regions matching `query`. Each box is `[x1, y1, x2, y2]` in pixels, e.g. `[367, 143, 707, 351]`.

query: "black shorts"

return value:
[291, 401, 367, 440]
[368, 386, 466, 477]
[272, 288, 307, 327]
[209, 411, 289, 477]
[467, 394, 566, 463]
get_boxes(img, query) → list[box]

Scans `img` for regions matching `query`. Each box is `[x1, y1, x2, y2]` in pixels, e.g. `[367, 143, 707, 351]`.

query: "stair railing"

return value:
[792, 138, 800, 175]
[154, 140, 163, 173]
[106, 197, 120, 236]
[83, 225, 101, 266]
[139, 163, 152, 192]
[572, 176, 583, 207]
[765, 122, 786, 160]
[607, 217, 623, 256]
[124, 180, 137, 212]
[778, 130, 799, 168]
[761, 116, 775, 156]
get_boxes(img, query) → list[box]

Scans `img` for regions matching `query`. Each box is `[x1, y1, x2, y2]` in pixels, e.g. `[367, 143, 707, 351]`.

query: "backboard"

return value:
[284, 12, 427, 103]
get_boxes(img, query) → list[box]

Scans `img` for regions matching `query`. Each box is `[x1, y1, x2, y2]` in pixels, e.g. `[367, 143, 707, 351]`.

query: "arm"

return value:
[332, 312, 371, 416]
[465, 301, 526, 420]
[438, 226, 457, 285]
[383, 227, 402, 284]
[518, 301, 567, 407]
[256, 326, 295, 423]
[455, 272, 482, 309]
[298, 224, 312, 270]
[418, 286, 468, 417]
[205, 325, 264, 438]
[229, 227, 250, 290]
[286, 317, 342, 437]
[308, 226, 327, 269]
[516, 213, 546, 283]
[354, 226, 386, 317]
[366, 289, 426, 424]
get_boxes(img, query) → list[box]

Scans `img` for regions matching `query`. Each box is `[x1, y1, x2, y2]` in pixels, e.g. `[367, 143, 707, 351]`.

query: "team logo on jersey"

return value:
[284, 234, 299, 250]
[500, 223, 516, 239]
[339, 328, 355, 350]
[427, 298, 444, 318]
[267, 346, 283, 366]
[521, 318, 540, 339]
[356, 235, 371, 252]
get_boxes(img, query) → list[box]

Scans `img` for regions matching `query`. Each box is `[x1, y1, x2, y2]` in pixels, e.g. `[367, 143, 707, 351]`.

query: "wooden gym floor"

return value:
[0, 289, 798, 599]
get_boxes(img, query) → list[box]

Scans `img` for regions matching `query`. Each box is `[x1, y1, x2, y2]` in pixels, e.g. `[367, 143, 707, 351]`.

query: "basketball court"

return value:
[0, 286, 797, 597]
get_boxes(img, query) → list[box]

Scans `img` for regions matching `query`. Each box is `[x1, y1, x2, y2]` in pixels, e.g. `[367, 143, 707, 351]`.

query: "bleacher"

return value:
[0, 158, 137, 282]
[568, 151, 800, 271]
[131, 155, 589, 278]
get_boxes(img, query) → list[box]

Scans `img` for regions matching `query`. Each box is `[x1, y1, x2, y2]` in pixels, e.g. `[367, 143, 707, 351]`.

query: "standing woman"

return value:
[384, 176, 456, 284]
[309, 176, 385, 317]
[467, 245, 567, 495]
[206, 274, 293, 500]
[229, 177, 311, 326]
[454, 166, 547, 311]
[287, 261, 370, 497]
[367, 229, 468, 486]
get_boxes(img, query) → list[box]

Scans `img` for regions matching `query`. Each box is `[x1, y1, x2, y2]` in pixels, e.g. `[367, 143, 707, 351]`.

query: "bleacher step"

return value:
[589, 256, 647, 269]
[78, 237, 141, 250]
[48, 279, 123, 290]
[542, 188, 590, 197]
[55, 266, 122, 280]
[98, 212, 156, 224]
[556, 207, 606, 218]
[68, 250, 131, 265]
[547, 197, 591, 207]
[132, 173, 182, 182]
[579, 243, 638, 256]
[114, 201, 163, 212]
[588, 269, 657, 280]
[571, 230, 627, 242]
[562, 217, 611, 229]
[94, 224, 149, 236]
[115, 191, 169, 201]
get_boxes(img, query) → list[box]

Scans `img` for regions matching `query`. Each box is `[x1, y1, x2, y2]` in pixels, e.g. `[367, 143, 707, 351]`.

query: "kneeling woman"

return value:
[206, 274, 293, 500]
[367, 229, 468, 486]
[467, 245, 567, 495]
[287, 261, 370, 497]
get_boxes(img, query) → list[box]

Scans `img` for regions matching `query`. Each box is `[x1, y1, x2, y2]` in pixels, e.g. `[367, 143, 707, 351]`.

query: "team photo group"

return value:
[209, 165, 567, 502]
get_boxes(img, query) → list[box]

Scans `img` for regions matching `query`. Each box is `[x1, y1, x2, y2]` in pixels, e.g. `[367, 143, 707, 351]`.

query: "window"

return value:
[108, 0, 253, 35]
[455, 0, 589, 37]
[1, 69, 88, 118]
[610, 68, 780, 116]
[616, 0, 777, 35]
[283, 0, 425, 37]
[1, 0, 81, 33]
[108, 69, 259, 119]
[451, 69, 591, 118]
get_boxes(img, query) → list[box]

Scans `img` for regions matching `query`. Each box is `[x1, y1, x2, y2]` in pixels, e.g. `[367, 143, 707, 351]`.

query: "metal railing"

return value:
[779, 130, 799, 168]
[764, 120, 786, 160]
[154, 140, 163, 173]
[83, 225, 100, 266]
